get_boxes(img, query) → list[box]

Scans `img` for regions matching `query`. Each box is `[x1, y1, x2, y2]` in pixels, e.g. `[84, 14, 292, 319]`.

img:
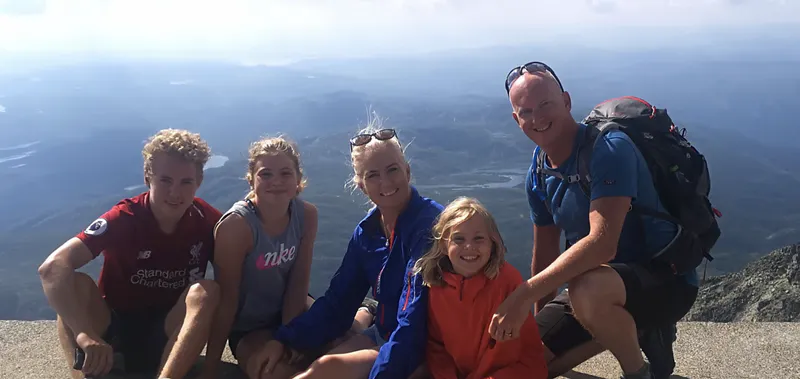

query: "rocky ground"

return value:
[5, 245, 799, 378]
[1, 321, 799, 379]
[685, 243, 800, 322]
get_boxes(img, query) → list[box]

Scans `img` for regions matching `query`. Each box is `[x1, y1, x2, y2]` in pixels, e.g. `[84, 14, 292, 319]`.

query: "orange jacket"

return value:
[425, 263, 548, 379]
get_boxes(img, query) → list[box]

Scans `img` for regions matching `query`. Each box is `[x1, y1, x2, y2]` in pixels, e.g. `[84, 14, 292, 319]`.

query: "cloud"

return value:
[0, 0, 46, 15]
[0, 0, 797, 60]
[587, 0, 618, 13]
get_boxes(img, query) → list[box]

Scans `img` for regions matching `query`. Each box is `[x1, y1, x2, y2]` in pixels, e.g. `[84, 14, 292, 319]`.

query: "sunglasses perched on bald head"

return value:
[504, 61, 564, 95]
[349, 128, 397, 151]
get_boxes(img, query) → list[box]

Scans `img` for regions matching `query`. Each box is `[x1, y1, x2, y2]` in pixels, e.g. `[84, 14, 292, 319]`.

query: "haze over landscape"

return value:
[1, 0, 799, 321]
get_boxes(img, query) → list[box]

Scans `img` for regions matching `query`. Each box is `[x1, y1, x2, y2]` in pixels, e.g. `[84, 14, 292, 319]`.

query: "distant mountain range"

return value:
[0, 43, 798, 320]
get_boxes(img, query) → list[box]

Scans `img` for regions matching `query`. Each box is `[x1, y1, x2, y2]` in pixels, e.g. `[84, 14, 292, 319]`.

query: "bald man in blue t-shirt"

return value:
[487, 62, 699, 379]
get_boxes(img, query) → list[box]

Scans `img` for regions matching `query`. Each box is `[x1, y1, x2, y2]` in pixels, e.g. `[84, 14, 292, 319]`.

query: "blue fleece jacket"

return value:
[273, 186, 444, 379]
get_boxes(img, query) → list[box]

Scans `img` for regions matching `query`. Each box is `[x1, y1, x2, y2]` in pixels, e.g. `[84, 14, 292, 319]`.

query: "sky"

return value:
[0, 0, 798, 62]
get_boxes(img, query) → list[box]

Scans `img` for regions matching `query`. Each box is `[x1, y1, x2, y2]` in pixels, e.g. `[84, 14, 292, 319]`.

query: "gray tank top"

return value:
[221, 196, 305, 332]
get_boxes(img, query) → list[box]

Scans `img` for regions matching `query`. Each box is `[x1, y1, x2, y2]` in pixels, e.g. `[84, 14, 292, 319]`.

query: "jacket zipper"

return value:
[375, 229, 394, 330]
[459, 277, 465, 301]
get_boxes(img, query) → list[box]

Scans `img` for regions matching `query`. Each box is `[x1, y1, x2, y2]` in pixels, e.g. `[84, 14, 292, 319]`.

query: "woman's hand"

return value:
[245, 339, 285, 379]
[260, 340, 286, 376]
[285, 347, 305, 366]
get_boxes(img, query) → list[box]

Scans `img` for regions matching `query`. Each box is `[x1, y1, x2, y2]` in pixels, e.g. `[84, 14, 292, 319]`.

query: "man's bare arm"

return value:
[523, 196, 631, 304]
[531, 224, 561, 313]
[38, 238, 97, 337]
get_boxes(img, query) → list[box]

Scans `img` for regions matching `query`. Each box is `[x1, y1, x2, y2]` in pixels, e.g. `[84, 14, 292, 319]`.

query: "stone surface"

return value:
[1, 320, 798, 379]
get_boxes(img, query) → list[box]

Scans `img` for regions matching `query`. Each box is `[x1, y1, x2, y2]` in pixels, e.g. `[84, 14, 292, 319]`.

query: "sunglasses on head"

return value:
[504, 61, 564, 95]
[349, 128, 397, 151]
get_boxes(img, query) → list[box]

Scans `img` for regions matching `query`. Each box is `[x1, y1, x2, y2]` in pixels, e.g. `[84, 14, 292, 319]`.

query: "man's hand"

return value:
[75, 332, 114, 377]
[488, 284, 535, 342]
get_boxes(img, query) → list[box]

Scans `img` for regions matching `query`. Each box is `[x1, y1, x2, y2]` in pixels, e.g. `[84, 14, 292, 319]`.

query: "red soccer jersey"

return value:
[76, 192, 222, 312]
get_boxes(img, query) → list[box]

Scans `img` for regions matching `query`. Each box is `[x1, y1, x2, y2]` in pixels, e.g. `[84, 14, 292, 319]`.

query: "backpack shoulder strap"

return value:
[534, 147, 546, 190]
[536, 126, 601, 204]
[575, 123, 610, 199]
[533, 146, 552, 214]
[536, 147, 572, 183]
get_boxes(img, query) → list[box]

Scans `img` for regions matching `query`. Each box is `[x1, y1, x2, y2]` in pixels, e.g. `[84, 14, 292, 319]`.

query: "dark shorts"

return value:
[536, 262, 698, 357]
[361, 323, 388, 348]
[228, 323, 280, 360]
[102, 307, 171, 374]
[228, 293, 317, 359]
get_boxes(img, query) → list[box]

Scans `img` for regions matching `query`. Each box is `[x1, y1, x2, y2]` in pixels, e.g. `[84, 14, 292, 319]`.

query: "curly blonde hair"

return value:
[245, 135, 307, 200]
[142, 128, 211, 180]
[414, 196, 507, 287]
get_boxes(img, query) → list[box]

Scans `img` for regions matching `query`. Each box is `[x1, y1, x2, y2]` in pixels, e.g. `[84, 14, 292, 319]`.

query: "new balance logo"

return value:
[137, 250, 152, 260]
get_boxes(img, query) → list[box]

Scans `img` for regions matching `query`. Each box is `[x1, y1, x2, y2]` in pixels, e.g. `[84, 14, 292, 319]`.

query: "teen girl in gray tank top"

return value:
[220, 196, 305, 333]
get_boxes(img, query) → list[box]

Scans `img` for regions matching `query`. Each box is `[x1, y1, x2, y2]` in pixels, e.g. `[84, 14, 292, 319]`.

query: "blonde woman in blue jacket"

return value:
[258, 125, 443, 379]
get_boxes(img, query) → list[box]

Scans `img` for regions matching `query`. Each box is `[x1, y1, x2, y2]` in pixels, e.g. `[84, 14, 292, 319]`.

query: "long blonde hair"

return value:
[245, 135, 307, 200]
[414, 196, 506, 287]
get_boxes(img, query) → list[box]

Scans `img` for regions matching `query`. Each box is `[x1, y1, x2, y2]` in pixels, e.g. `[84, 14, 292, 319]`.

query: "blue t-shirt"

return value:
[525, 123, 699, 287]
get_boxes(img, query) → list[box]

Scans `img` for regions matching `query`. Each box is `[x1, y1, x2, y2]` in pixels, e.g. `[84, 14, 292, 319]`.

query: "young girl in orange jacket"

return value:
[414, 196, 548, 379]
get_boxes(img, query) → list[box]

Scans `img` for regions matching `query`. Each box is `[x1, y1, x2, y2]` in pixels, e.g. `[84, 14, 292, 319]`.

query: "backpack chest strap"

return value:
[539, 167, 582, 184]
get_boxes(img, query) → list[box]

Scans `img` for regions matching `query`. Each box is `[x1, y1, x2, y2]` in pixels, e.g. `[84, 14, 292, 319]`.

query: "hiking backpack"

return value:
[533, 96, 722, 275]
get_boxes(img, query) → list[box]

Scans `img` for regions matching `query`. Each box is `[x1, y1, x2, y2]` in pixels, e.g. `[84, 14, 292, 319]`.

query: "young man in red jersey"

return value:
[39, 129, 223, 379]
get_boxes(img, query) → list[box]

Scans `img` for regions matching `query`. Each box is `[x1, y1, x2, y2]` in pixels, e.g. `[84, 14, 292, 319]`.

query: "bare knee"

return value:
[312, 354, 344, 370]
[568, 267, 625, 323]
[300, 354, 346, 378]
[185, 279, 220, 310]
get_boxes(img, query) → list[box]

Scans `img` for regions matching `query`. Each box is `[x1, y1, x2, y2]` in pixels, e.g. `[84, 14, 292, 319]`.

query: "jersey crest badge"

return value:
[188, 242, 203, 265]
[84, 218, 108, 236]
